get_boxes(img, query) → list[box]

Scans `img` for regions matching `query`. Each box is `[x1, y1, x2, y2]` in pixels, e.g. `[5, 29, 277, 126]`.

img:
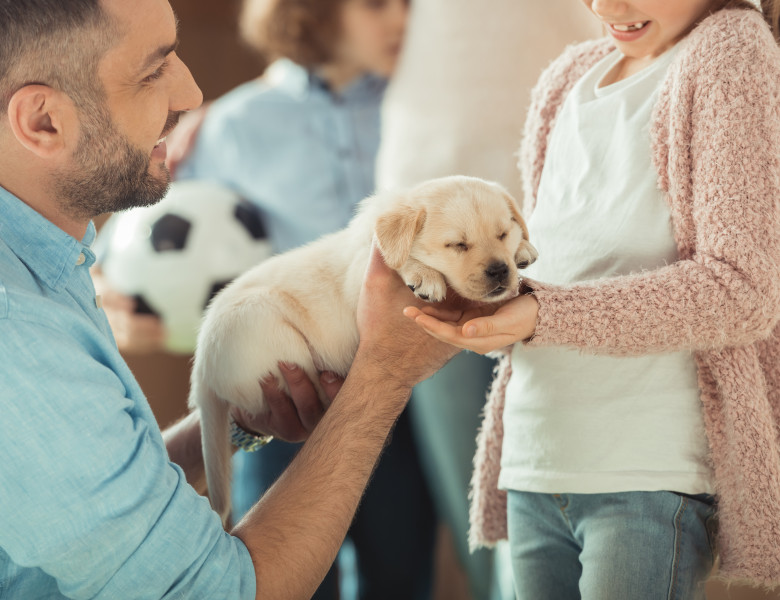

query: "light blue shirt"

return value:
[176, 59, 386, 252]
[0, 186, 256, 598]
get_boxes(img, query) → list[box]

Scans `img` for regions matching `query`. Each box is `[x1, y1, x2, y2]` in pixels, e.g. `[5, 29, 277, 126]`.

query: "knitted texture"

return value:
[470, 9, 780, 588]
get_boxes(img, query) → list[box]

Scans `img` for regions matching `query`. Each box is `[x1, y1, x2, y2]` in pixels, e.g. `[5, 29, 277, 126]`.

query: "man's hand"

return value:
[354, 243, 467, 393]
[231, 363, 344, 443]
[403, 291, 539, 354]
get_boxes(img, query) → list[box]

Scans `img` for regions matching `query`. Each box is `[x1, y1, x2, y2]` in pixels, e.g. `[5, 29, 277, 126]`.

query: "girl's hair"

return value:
[239, 0, 346, 68]
[713, 0, 780, 42]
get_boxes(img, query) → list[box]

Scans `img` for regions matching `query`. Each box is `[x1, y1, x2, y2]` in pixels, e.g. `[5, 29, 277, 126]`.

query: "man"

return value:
[0, 0, 462, 598]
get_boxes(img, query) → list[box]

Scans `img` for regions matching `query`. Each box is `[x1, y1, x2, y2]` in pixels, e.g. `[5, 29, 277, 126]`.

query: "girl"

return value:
[406, 0, 780, 597]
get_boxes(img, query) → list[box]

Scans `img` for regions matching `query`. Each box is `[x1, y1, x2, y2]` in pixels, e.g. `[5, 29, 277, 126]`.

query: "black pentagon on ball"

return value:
[234, 199, 267, 240]
[204, 280, 232, 311]
[150, 213, 191, 252]
[132, 294, 161, 318]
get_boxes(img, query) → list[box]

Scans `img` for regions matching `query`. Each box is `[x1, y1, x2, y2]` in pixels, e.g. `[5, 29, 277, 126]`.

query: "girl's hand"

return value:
[403, 292, 539, 354]
[165, 103, 211, 178]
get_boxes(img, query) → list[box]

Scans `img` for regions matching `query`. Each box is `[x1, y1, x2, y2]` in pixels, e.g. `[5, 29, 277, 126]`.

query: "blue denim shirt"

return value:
[0, 187, 255, 598]
[176, 59, 386, 252]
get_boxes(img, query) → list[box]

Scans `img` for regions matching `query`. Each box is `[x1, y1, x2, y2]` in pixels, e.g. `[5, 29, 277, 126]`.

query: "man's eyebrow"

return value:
[137, 17, 180, 75]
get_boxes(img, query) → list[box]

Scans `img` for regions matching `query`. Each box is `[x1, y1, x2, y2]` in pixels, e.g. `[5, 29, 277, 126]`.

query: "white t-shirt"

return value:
[375, 0, 601, 199]
[499, 48, 714, 495]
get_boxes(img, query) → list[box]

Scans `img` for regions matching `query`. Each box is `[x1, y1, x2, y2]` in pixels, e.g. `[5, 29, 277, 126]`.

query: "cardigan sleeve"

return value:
[526, 11, 780, 355]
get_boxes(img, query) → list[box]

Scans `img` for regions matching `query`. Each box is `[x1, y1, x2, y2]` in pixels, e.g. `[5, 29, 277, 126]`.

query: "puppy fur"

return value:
[189, 175, 538, 523]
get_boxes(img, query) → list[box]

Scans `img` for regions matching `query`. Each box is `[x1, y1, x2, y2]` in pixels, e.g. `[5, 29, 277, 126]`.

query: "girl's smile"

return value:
[584, 0, 713, 61]
[607, 20, 651, 42]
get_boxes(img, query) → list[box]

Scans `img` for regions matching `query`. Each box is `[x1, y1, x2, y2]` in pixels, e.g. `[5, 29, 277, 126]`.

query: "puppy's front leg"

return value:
[399, 259, 447, 302]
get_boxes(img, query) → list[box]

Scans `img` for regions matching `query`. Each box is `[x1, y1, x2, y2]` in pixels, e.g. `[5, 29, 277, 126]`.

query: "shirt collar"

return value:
[0, 185, 96, 291]
[265, 58, 387, 103]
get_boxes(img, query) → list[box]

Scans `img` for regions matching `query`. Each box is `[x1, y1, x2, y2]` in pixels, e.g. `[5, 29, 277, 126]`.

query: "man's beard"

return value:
[56, 104, 179, 220]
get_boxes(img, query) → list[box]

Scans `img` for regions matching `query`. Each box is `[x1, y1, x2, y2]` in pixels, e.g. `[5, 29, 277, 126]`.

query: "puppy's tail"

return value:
[193, 380, 233, 527]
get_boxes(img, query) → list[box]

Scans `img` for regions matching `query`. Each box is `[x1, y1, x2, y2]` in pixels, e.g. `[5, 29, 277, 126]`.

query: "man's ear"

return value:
[6, 85, 75, 158]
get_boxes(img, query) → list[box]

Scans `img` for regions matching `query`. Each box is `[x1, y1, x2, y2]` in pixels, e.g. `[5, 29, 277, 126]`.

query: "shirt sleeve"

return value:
[174, 102, 244, 186]
[0, 317, 256, 600]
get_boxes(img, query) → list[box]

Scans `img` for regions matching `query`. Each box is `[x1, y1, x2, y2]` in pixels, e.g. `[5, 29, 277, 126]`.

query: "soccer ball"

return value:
[97, 180, 273, 354]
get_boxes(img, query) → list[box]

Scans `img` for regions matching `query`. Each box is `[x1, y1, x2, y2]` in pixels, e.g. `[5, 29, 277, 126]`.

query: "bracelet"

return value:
[229, 415, 273, 452]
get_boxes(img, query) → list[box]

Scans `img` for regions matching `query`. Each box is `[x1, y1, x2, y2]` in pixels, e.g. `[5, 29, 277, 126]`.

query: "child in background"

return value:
[407, 0, 780, 597]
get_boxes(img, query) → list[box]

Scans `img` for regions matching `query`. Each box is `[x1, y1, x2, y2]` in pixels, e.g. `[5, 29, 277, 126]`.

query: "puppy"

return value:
[189, 175, 538, 523]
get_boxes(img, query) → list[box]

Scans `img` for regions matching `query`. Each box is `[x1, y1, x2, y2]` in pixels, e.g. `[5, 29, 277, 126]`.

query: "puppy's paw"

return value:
[403, 264, 447, 303]
[515, 240, 539, 269]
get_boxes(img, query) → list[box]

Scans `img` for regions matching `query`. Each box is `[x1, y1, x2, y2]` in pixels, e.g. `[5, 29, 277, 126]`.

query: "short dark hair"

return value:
[0, 0, 116, 112]
[239, 0, 346, 68]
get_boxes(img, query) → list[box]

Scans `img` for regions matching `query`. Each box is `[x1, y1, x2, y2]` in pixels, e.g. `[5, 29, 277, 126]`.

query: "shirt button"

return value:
[76, 253, 86, 266]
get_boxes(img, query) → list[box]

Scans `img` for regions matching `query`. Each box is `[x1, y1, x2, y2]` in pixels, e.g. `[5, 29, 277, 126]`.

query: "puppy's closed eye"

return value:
[447, 241, 470, 252]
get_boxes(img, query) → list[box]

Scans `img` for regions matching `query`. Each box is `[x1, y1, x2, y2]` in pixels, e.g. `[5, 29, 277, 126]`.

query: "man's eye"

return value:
[143, 61, 169, 84]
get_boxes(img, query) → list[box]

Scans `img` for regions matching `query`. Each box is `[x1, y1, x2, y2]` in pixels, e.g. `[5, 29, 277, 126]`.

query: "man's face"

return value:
[59, 0, 202, 218]
[57, 99, 179, 218]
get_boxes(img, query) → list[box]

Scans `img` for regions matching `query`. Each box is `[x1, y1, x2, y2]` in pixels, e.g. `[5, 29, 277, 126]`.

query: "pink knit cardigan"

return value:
[469, 9, 780, 588]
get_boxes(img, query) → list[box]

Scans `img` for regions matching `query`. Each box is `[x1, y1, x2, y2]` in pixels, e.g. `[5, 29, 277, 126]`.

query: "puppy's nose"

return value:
[485, 261, 510, 282]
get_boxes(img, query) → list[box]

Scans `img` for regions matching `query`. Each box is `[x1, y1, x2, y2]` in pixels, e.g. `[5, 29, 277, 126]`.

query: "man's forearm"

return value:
[163, 410, 207, 494]
[231, 353, 410, 600]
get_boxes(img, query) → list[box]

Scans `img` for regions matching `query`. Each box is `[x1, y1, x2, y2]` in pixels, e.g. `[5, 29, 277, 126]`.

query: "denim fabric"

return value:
[409, 351, 516, 600]
[0, 187, 256, 599]
[232, 409, 436, 600]
[507, 490, 717, 600]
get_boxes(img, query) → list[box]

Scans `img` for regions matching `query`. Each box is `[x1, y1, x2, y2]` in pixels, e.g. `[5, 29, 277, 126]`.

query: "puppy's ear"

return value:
[502, 191, 531, 241]
[374, 203, 426, 270]
[503, 191, 539, 267]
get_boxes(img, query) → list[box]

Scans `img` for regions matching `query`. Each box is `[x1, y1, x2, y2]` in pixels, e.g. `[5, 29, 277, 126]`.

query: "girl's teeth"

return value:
[613, 22, 647, 32]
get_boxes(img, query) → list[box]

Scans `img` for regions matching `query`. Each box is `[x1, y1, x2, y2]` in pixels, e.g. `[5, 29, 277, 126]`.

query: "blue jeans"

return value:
[507, 490, 717, 600]
[410, 352, 514, 600]
[231, 408, 435, 600]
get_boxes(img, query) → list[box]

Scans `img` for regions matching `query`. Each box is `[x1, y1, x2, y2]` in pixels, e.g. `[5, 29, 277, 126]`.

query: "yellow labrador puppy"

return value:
[190, 175, 538, 522]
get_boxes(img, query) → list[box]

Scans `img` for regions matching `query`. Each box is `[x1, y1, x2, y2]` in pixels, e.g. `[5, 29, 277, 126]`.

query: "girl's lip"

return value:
[607, 21, 651, 42]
